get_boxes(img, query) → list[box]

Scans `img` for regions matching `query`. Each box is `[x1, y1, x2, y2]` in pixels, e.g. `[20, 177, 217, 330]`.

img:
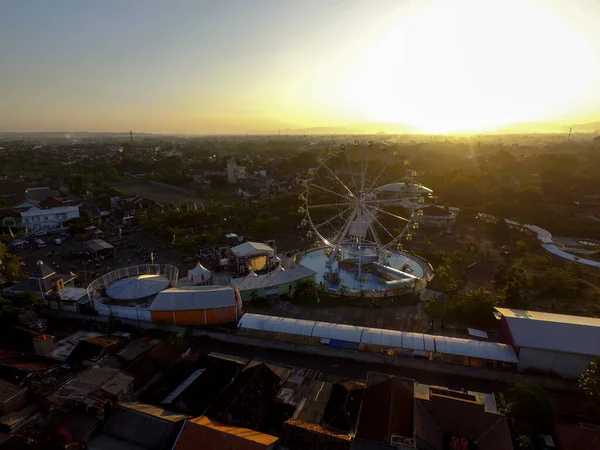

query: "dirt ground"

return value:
[118, 182, 198, 205]
[246, 298, 431, 333]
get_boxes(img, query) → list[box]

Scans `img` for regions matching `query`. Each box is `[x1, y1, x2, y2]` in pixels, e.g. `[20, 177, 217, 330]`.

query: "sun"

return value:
[340, 0, 600, 133]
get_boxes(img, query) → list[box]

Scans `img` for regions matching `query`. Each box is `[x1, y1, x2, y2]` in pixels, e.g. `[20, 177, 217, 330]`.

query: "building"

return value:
[238, 314, 518, 370]
[21, 205, 80, 233]
[174, 415, 279, 450]
[230, 241, 277, 275]
[231, 265, 316, 301]
[3, 261, 76, 301]
[25, 187, 59, 202]
[416, 205, 455, 228]
[89, 402, 189, 450]
[495, 307, 600, 378]
[413, 382, 512, 450]
[148, 285, 242, 326]
[50, 287, 90, 313]
[0, 379, 28, 416]
[553, 419, 600, 450]
[50, 367, 135, 417]
[352, 373, 512, 450]
[227, 160, 247, 184]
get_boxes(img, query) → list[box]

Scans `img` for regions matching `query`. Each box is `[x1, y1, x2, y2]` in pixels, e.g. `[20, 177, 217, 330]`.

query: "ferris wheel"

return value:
[299, 141, 428, 274]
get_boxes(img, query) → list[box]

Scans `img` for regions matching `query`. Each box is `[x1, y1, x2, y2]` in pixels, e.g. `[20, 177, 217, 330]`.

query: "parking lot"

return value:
[14, 230, 190, 286]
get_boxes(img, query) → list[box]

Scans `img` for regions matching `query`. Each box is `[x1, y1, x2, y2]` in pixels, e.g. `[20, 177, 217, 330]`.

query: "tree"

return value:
[500, 381, 554, 439]
[580, 358, 600, 407]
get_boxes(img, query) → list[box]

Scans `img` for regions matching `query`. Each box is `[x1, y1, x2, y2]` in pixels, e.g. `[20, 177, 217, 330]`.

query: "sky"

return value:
[1, 0, 600, 134]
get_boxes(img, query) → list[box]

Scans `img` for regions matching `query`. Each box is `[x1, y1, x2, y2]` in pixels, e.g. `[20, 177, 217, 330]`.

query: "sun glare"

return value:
[342, 0, 599, 133]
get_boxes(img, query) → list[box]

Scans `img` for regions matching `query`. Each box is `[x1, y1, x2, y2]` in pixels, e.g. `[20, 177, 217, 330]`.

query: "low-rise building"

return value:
[495, 307, 600, 378]
[231, 265, 316, 301]
[21, 205, 80, 233]
[227, 160, 247, 184]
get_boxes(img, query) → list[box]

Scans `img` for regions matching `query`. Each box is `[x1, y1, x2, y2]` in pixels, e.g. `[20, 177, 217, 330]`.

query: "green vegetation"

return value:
[499, 381, 555, 447]
[580, 358, 600, 410]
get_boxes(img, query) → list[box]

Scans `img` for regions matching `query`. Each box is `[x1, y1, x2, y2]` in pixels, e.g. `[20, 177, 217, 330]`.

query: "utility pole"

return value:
[568, 127, 572, 140]
[130, 130, 133, 144]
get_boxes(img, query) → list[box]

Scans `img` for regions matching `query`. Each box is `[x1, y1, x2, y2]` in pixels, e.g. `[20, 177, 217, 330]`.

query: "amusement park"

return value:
[297, 141, 434, 298]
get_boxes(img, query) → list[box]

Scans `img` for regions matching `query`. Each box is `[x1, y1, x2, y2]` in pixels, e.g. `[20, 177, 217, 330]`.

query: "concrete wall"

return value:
[518, 347, 593, 379]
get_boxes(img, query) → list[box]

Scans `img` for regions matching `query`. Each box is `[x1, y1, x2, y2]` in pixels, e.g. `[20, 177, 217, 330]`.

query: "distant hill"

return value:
[494, 120, 600, 134]
[282, 122, 420, 135]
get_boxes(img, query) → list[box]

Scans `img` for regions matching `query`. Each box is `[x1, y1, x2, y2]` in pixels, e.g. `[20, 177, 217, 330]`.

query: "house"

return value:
[416, 205, 455, 228]
[25, 187, 59, 203]
[50, 367, 135, 417]
[174, 415, 279, 450]
[413, 382, 512, 450]
[21, 205, 80, 233]
[280, 379, 362, 450]
[139, 353, 247, 417]
[351, 373, 512, 450]
[0, 379, 28, 416]
[50, 287, 90, 313]
[495, 307, 600, 378]
[227, 160, 247, 184]
[3, 261, 76, 302]
[554, 419, 600, 450]
[89, 402, 189, 450]
[206, 360, 293, 431]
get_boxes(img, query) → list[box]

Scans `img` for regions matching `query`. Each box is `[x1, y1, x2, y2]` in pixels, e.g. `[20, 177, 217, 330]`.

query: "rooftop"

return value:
[174, 415, 279, 449]
[231, 265, 316, 291]
[231, 241, 274, 257]
[495, 307, 600, 356]
[84, 239, 114, 253]
[354, 373, 415, 444]
[0, 378, 26, 404]
[148, 285, 239, 311]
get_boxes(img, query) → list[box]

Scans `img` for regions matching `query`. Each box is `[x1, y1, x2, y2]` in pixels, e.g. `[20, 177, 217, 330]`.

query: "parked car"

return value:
[35, 239, 46, 248]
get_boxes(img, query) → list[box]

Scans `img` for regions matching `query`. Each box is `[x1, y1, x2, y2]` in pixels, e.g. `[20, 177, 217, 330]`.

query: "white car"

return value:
[35, 239, 46, 248]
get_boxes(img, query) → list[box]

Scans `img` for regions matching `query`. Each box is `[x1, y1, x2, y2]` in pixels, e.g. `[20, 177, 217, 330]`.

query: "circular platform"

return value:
[299, 247, 427, 295]
[105, 274, 170, 300]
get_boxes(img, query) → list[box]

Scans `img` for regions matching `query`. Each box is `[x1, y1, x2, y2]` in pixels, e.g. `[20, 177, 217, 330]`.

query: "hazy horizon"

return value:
[2, 0, 600, 135]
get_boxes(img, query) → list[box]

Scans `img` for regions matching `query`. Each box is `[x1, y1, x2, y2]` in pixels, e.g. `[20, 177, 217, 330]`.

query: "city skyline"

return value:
[2, 0, 600, 134]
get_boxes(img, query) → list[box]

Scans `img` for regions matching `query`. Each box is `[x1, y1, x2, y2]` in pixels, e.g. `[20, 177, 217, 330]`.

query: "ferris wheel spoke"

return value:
[310, 184, 349, 200]
[322, 161, 355, 198]
[308, 202, 351, 209]
[370, 212, 396, 241]
[312, 207, 353, 230]
[367, 158, 394, 194]
[343, 149, 359, 194]
[369, 205, 410, 222]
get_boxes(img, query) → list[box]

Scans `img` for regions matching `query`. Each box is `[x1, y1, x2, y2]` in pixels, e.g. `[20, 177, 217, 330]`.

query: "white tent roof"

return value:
[375, 182, 433, 195]
[247, 270, 258, 277]
[188, 263, 211, 280]
[149, 286, 238, 311]
[106, 274, 169, 300]
[231, 265, 316, 291]
[238, 313, 517, 363]
[231, 241, 274, 257]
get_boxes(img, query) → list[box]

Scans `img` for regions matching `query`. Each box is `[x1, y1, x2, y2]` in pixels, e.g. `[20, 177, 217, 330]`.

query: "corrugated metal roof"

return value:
[239, 314, 517, 363]
[238, 314, 316, 336]
[434, 336, 518, 363]
[230, 265, 316, 291]
[312, 322, 364, 343]
[495, 307, 600, 356]
[119, 402, 191, 422]
[231, 241, 274, 257]
[148, 286, 238, 311]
